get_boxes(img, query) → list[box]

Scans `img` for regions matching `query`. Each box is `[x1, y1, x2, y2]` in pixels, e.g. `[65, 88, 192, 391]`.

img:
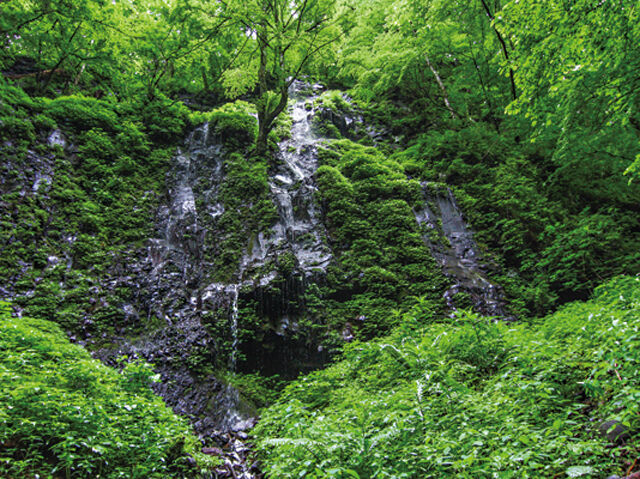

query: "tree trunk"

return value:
[256, 114, 269, 157]
[255, 88, 289, 156]
[478, 0, 517, 101]
[425, 55, 458, 120]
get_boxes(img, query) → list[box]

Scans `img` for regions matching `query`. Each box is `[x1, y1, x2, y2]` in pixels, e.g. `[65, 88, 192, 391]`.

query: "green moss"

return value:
[0, 82, 179, 337]
[224, 372, 285, 409]
[42, 95, 119, 132]
[314, 139, 448, 342]
[276, 251, 297, 276]
[192, 100, 258, 147]
[272, 109, 293, 142]
[314, 90, 350, 112]
[209, 151, 277, 281]
[312, 115, 341, 138]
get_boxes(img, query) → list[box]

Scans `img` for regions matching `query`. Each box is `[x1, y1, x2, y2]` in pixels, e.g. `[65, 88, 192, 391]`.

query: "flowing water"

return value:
[414, 183, 512, 319]
[91, 82, 512, 478]
[229, 284, 239, 371]
[241, 81, 332, 277]
[93, 82, 341, 478]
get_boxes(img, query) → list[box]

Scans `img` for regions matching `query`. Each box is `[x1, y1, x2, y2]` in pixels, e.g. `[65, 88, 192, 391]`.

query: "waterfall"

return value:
[94, 82, 357, 478]
[414, 183, 512, 319]
[240, 80, 332, 277]
[229, 284, 239, 371]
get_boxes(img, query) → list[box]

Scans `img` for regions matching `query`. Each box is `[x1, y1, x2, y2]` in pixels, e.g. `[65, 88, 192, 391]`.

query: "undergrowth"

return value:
[0, 302, 217, 478]
[254, 275, 640, 478]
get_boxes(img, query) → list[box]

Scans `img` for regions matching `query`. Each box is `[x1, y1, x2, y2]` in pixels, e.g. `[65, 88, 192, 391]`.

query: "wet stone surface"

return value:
[1, 80, 514, 477]
[93, 81, 351, 476]
[414, 183, 513, 320]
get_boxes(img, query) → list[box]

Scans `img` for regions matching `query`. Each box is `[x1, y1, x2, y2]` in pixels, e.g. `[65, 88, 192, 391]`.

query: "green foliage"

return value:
[315, 90, 350, 112]
[393, 123, 640, 315]
[500, 0, 640, 176]
[314, 0, 640, 318]
[0, 80, 41, 146]
[539, 211, 640, 296]
[135, 94, 192, 144]
[211, 152, 278, 281]
[3, 2, 640, 477]
[254, 276, 640, 478]
[0, 0, 238, 99]
[315, 139, 447, 341]
[225, 372, 285, 409]
[0, 306, 217, 477]
[327, 0, 513, 129]
[193, 101, 258, 147]
[43, 96, 119, 132]
[313, 91, 354, 139]
[219, 0, 340, 153]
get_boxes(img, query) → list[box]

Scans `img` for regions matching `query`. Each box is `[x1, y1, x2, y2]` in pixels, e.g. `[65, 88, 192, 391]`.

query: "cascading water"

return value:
[414, 182, 512, 319]
[94, 122, 262, 477]
[229, 284, 239, 370]
[241, 81, 332, 278]
[96, 83, 341, 477]
[1, 74, 518, 478]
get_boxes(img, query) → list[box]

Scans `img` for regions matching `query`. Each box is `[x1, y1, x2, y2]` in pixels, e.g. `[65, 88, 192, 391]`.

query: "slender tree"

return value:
[220, 0, 340, 155]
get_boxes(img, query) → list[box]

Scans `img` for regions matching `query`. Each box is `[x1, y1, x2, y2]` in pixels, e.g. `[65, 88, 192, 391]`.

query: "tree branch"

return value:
[478, 0, 517, 100]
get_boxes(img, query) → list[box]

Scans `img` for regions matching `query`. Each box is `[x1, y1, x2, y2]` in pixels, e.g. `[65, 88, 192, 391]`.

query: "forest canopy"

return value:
[3, 0, 639, 172]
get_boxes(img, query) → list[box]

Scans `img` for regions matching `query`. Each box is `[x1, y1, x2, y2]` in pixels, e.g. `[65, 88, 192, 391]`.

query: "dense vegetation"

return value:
[0, 302, 215, 478]
[315, 138, 448, 337]
[0, 81, 192, 334]
[254, 276, 640, 478]
[1, 0, 640, 477]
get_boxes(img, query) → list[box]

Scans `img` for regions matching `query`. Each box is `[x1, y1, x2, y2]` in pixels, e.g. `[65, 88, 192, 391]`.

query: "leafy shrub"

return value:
[0, 305, 216, 478]
[194, 101, 258, 147]
[137, 94, 192, 143]
[538, 210, 640, 297]
[393, 122, 640, 315]
[226, 372, 285, 409]
[42, 95, 119, 132]
[0, 115, 36, 143]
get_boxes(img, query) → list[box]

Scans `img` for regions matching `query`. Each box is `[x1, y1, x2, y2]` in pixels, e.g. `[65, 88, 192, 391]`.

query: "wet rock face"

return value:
[233, 271, 329, 378]
[94, 123, 254, 436]
[143, 123, 224, 322]
[2, 81, 517, 477]
[96, 81, 340, 436]
[598, 419, 630, 444]
[242, 80, 332, 278]
[1, 142, 56, 199]
[414, 183, 513, 319]
[0, 134, 62, 302]
[312, 91, 395, 144]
